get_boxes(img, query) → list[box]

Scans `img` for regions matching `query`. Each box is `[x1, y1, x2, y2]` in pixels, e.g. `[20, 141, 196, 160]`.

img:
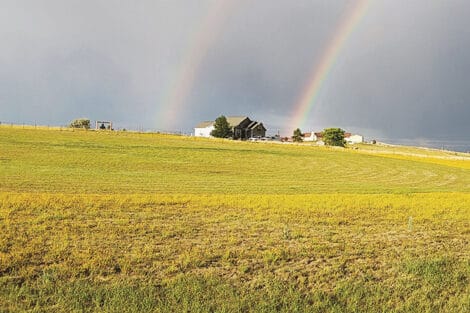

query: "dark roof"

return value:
[247, 121, 258, 128]
[226, 116, 250, 127]
[196, 116, 264, 129]
[249, 122, 266, 131]
[247, 121, 265, 130]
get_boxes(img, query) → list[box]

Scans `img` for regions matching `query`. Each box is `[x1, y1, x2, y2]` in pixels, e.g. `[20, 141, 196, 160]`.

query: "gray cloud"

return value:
[0, 0, 469, 144]
[311, 0, 470, 140]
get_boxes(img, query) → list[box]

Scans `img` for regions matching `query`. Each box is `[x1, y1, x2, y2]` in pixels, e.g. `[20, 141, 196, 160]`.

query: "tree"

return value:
[322, 128, 345, 147]
[69, 118, 90, 129]
[210, 115, 233, 138]
[292, 128, 303, 142]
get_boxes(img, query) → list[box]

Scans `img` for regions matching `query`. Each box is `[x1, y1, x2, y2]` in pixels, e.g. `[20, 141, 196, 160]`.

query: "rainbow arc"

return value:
[287, 0, 371, 132]
[159, 1, 239, 130]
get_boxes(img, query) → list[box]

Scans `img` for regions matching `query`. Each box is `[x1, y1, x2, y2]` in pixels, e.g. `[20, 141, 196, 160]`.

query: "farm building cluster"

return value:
[302, 132, 364, 145]
[194, 116, 364, 144]
[195, 116, 266, 140]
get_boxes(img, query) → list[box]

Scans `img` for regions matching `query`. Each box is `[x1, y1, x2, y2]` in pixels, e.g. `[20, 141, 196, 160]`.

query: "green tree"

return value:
[69, 118, 90, 129]
[292, 128, 303, 142]
[211, 115, 233, 138]
[322, 128, 345, 147]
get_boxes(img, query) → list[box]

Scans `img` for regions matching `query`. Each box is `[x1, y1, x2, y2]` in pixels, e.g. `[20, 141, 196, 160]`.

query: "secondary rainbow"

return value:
[287, 0, 371, 132]
[158, 1, 238, 130]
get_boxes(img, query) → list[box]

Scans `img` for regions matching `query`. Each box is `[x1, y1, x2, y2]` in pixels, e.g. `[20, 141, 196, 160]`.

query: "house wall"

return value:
[303, 133, 317, 142]
[346, 135, 364, 144]
[233, 119, 253, 139]
[251, 126, 266, 138]
[194, 126, 214, 137]
[233, 127, 243, 139]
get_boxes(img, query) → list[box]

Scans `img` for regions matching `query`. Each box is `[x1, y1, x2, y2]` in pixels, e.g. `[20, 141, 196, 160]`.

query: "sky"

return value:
[0, 0, 469, 146]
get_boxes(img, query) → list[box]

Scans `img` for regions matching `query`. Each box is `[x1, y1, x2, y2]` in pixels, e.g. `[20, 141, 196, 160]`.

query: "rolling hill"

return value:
[0, 127, 469, 312]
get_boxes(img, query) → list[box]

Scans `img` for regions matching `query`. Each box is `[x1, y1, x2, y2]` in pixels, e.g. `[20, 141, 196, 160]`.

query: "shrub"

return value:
[292, 128, 303, 142]
[323, 128, 345, 147]
[70, 118, 91, 129]
[211, 116, 233, 138]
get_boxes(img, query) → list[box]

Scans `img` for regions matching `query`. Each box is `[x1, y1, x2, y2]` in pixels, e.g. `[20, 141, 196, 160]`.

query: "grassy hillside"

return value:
[0, 128, 469, 312]
[1, 128, 469, 194]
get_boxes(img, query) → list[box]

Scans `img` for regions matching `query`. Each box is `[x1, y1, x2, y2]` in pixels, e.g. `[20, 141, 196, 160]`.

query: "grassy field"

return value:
[0, 127, 469, 312]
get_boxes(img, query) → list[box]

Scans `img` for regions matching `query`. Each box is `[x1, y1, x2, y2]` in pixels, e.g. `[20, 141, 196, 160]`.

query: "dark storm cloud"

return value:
[0, 0, 469, 142]
[0, 0, 209, 127]
[312, 0, 470, 140]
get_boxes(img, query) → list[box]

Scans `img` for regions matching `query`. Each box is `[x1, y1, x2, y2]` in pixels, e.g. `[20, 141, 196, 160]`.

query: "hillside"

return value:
[1, 127, 469, 194]
[1, 127, 469, 312]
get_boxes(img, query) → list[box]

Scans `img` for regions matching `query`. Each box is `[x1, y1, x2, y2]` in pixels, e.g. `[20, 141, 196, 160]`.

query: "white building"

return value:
[194, 121, 215, 137]
[304, 131, 364, 145]
[345, 134, 364, 144]
[302, 132, 317, 142]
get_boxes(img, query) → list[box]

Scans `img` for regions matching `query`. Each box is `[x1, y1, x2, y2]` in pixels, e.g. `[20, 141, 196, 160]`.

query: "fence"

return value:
[0, 121, 191, 136]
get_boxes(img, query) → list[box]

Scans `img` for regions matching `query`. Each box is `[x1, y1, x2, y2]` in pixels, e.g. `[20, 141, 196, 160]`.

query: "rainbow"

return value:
[158, 1, 238, 130]
[287, 0, 371, 132]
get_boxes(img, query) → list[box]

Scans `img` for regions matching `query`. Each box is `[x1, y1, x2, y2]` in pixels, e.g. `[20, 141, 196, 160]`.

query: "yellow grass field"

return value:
[0, 127, 469, 312]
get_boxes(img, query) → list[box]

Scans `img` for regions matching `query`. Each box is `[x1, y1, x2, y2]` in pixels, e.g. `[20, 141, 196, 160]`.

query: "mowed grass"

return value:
[1, 128, 469, 194]
[0, 127, 469, 312]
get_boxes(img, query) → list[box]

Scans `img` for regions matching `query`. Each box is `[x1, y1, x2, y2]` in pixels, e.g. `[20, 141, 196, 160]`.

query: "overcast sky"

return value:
[0, 0, 469, 142]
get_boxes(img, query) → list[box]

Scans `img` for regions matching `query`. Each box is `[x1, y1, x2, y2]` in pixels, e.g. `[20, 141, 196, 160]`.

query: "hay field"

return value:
[0, 128, 469, 312]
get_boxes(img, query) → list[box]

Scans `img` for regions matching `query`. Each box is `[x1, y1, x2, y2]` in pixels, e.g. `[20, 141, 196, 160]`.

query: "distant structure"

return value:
[194, 121, 215, 137]
[344, 133, 364, 144]
[303, 131, 364, 145]
[302, 132, 318, 142]
[95, 121, 113, 130]
[194, 116, 266, 140]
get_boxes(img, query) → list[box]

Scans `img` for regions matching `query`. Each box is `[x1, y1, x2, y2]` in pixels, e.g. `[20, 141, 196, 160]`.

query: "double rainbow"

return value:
[159, 1, 371, 132]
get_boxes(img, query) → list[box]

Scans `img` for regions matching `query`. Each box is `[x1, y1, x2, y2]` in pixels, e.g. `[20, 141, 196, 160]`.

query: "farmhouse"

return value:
[302, 132, 317, 142]
[194, 116, 266, 140]
[304, 131, 364, 144]
[345, 134, 364, 144]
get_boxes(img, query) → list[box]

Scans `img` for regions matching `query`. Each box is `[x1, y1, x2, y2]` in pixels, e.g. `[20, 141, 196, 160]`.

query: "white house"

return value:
[302, 132, 317, 142]
[345, 134, 364, 144]
[194, 121, 215, 137]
